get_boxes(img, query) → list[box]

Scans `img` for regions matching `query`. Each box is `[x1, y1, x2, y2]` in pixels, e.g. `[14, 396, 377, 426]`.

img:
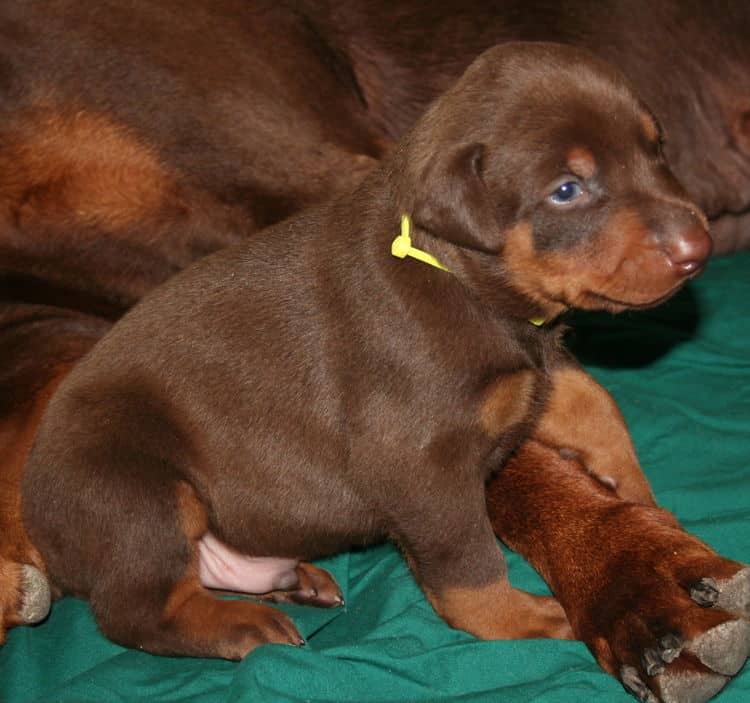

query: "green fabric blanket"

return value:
[2, 253, 749, 703]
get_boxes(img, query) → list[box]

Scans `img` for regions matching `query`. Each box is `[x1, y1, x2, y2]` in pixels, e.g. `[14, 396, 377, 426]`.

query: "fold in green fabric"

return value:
[2, 253, 748, 703]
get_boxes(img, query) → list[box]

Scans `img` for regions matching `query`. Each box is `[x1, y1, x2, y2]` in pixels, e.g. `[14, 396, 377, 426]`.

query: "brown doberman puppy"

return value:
[22, 43, 748, 702]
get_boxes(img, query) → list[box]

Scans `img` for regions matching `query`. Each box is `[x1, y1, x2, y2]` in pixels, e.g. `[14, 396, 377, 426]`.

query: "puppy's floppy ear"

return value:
[411, 143, 499, 253]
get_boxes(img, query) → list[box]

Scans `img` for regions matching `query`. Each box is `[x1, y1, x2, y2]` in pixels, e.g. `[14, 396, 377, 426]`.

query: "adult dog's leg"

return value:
[0, 308, 112, 642]
[487, 440, 749, 703]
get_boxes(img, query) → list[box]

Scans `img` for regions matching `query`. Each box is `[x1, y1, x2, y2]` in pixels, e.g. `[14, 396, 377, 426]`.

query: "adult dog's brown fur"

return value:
[3, 3, 750, 701]
[21, 44, 749, 703]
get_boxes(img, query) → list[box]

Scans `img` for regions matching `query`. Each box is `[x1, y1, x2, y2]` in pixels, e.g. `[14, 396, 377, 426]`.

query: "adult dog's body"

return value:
[23, 44, 750, 703]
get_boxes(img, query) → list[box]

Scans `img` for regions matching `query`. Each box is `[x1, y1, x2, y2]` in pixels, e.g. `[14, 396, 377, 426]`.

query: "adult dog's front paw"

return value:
[569, 506, 748, 703]
[487, 440, 747, 703]
[620, 567, 748, 703]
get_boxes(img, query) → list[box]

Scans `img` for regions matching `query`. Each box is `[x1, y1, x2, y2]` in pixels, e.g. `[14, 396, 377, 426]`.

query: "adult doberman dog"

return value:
[22, 43, 749, 703]
[2, 3, 750, 702]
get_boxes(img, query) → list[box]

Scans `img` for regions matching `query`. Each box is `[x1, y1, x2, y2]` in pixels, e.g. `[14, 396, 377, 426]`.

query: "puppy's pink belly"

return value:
[198, 532, 298, 593]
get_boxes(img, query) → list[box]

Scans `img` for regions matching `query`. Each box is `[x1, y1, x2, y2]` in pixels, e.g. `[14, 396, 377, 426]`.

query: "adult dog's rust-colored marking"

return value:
[479, 369, 536, 438]
[0, 108, 174, 231]
[0, 559, 23, 642]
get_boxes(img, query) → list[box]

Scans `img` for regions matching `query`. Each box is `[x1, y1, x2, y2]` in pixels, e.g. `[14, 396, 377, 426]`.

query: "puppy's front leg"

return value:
[395, 497, 572, 641]
[535, 363, 656, 505]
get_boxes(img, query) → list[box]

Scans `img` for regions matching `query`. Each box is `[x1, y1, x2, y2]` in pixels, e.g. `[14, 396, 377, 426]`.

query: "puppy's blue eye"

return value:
[550, 182, 583, 204]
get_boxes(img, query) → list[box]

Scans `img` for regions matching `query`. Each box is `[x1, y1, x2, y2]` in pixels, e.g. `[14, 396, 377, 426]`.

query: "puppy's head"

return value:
[396, 42, 711, 318]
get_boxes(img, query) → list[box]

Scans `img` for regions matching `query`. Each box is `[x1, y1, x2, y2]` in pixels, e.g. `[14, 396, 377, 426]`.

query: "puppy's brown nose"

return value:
[665, 225, 712, 275]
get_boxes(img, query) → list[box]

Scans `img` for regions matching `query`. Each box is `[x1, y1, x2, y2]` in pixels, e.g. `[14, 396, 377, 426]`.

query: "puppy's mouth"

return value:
[584, 285, 686, 312]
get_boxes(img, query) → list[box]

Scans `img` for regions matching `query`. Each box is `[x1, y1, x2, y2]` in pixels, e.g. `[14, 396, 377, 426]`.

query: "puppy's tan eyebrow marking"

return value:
[640, 110, 660, 144]
[566, 147, 596, 179]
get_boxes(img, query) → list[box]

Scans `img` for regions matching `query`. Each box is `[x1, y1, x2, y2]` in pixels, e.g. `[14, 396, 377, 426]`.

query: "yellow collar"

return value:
[391, 214, 450, 272]
[391, 214, 546, 327]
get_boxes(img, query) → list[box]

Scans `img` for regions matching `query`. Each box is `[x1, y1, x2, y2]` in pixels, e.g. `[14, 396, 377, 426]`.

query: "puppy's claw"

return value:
[621, 665, 659, 703]
[690, 578, 719, 607]
[19, 565, 51, 625]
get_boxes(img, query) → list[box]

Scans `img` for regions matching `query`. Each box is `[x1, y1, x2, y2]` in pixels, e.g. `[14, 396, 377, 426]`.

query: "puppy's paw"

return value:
[225, 605, 306, 656]
[261, 562, 344, 609]
[158, 587, 306, 659]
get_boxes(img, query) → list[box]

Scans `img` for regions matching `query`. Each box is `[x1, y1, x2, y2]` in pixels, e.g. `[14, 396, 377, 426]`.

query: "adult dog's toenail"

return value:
[19, 565, 51, 625]
[690, 578, 719, 607]
[643, 648, 665, 676]
[621, 665, 659, 702]
[658, 633, 684, 663]
[716, 566, 750, 617]
[690, 619, 750, 676]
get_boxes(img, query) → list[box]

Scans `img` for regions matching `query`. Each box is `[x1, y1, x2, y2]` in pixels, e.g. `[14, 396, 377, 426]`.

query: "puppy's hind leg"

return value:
[24, 436, 304, 660]
[93, 478, 305, 660]
[199, 532, 344, 609]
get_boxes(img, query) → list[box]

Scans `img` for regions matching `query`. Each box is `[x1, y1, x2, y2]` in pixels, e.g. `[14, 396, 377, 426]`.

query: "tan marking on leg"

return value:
[566, 147, 597, 179]
[479, 369, 536, 438]
[162, 577, 302, 659]
[640, 110, 661, 144]
[428, 579, 572, 640]
[0, 108, 176, 230]
[535, 366, 655, 505]
[174, 481, 210, 590]
[175, 481, 208, 542]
